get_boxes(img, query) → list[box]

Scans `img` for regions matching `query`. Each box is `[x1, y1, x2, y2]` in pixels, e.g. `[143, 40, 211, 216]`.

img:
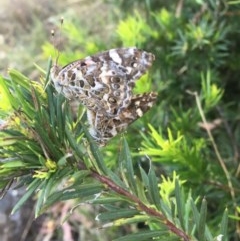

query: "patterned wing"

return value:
[87, 92, 158, 146]
[51, 47, 155, 117]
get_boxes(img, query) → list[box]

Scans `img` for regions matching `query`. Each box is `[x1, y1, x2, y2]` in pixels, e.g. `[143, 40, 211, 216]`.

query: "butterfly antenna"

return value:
[51, 17, 64, 66]
[56, 17, 64, 65]
[51, 29, 58, 65]
[44, 29, 57, 91]
[45, 18, 64, 91]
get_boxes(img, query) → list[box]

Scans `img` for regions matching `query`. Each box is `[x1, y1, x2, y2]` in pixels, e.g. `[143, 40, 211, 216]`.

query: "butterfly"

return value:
[51, 47, 157, 145]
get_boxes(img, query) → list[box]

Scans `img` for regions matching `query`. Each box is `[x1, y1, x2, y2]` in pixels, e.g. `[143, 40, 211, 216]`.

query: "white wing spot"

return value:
[109, 49, 122, 64]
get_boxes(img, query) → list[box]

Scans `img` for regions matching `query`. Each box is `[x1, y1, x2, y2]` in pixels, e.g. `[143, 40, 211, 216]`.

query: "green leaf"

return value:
[0, 76, 13, 112]
[148, 163, 161, 210]
[174, 179, 184, 229]
[34, 120, 61, 159]
[91, 196, 126, 205]
[110, 214, 150, 227]
[139, 164, 149, 188]
[65, 124, 84, 158]
[198, 198, 207, 241]
[97, 209, 140, 222]
[82, 124, 109, 174]
[219, 209, 228, 241]
[35, 179, 48, 217]
[107, 169, 128, 189]
[120, 138, 137, 193]
[113, 230, 169, 241]
[11, 178, 42, 214]
[56, 93, 66, 141]
[44, 183, 104, 208]
[116, 12, 149, 46]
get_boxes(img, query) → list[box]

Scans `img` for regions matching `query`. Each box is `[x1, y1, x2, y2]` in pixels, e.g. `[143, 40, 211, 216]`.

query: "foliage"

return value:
[1, 0, 240, 240]
[0, 65, 227, 240]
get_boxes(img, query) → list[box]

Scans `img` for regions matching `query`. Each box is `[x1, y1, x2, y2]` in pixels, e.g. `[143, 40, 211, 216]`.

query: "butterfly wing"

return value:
[51, 47, 155, 117]
[88, 92, 158, 146]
